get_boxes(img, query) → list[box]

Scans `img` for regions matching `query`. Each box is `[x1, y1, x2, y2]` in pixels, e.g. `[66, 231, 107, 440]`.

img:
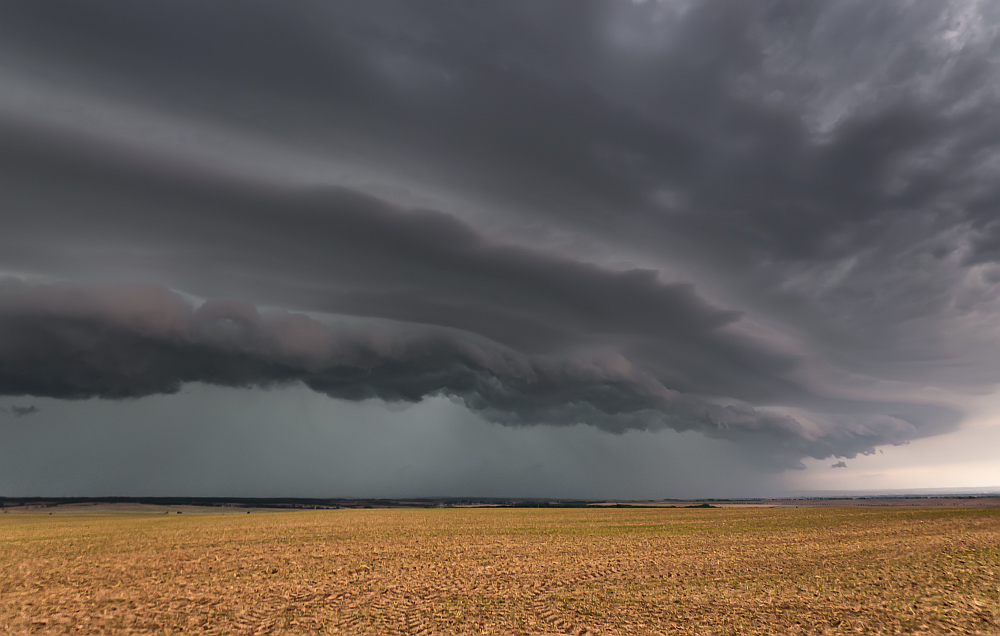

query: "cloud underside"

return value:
[0, 278, 957, 469]
[0, 0, 994, 471]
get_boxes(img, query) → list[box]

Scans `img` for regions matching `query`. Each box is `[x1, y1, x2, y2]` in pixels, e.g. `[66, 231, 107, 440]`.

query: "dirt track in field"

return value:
[2, 507, 999, 635]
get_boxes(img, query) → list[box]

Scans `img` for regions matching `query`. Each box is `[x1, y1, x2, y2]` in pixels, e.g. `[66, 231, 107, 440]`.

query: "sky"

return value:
[2, 0, 999, 499]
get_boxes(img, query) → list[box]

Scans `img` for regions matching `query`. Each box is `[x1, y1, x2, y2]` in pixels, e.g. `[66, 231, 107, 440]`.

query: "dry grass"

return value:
[2, 506, 999, 635]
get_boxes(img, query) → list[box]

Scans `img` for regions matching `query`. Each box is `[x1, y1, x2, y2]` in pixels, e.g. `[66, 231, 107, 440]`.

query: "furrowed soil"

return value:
[1, 507, 998, 635]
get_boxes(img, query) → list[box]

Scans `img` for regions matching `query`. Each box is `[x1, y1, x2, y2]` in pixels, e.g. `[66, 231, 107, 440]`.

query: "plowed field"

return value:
[2, 506, 999, 634]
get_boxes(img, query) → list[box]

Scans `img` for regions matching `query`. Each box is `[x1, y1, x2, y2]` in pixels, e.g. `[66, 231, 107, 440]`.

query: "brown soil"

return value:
[2, 507, 998, 634]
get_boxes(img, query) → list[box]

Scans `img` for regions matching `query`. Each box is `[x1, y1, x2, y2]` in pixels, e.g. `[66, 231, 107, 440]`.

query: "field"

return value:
[2, 506, 999, 635]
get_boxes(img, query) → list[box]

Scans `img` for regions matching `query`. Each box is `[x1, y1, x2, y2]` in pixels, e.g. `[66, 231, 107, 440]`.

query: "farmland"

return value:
[2, 506, 999, 635]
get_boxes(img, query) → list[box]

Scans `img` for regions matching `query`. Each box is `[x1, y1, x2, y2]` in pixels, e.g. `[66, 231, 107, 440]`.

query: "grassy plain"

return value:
[1, 506, 998, 635]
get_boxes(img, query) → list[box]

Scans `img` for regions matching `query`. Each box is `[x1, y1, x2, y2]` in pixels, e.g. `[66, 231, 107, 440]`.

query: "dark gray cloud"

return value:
[9, 405, 38, 417]
[1, 278, 947, 469]
[0, 131, 738, 354]
[0, 0, 995, 482]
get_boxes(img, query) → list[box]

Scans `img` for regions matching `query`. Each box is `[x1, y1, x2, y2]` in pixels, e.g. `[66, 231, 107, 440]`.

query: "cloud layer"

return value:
[1, 0, 996, 475]
[0, 278, 958, 468]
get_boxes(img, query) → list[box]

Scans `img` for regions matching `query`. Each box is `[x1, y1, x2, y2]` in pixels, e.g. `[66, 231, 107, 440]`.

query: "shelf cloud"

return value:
[0, 276, 959, 469]
[0, 0, 996, 484]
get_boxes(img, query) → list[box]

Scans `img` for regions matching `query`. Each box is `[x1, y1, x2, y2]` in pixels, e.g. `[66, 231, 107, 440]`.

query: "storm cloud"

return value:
[0, 278, 958, 468]
[1, 0, 997, 481]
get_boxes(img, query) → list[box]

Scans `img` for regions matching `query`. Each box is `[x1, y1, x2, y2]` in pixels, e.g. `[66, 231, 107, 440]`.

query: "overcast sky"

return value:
[2, 0, 1000, 498]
